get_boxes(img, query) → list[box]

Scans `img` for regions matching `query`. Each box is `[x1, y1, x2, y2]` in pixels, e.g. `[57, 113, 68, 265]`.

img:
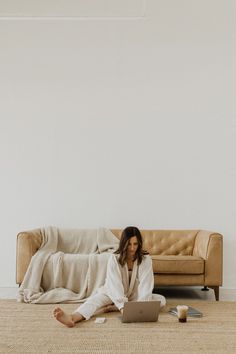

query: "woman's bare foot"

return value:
[103, 304, 119, 313]
[53, 307, 75, 327]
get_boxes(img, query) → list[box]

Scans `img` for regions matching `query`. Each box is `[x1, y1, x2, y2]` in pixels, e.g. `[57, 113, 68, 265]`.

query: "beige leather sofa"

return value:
[16, 228, 223, 300]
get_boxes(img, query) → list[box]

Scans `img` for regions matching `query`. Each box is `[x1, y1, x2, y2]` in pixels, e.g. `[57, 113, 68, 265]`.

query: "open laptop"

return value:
[121, 301, 161, 323]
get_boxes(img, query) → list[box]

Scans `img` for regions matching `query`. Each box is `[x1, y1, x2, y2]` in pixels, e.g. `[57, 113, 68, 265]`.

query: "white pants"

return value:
[74, 293, 166, 320]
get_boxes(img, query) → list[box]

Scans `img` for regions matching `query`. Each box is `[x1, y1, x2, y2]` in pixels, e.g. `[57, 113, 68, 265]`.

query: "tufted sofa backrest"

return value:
[111, 229, 199, 256]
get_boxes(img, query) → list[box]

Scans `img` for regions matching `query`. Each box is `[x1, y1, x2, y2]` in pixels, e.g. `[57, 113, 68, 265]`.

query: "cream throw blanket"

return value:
[18, 226, 119, 304]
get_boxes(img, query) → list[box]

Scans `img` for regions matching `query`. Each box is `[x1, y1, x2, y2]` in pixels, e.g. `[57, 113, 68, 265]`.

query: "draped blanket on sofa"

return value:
[18, 226, 119, 304]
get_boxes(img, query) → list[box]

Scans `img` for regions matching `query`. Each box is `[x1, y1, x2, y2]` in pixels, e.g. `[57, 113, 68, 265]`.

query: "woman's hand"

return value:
[120, 308, 124, 315]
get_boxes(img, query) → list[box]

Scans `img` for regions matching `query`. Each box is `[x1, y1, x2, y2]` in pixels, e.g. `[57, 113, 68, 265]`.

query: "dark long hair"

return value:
[114, 226, 148, 266]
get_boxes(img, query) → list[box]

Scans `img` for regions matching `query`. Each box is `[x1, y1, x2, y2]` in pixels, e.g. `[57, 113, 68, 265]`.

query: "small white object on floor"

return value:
[94, 317, 106, 324]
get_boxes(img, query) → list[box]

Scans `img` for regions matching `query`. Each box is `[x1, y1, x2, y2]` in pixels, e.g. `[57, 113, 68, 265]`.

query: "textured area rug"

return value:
[0, 300, 236, 353]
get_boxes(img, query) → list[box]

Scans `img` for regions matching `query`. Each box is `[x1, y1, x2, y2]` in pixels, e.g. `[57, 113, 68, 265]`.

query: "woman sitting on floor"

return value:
[53, 226, 166, 327]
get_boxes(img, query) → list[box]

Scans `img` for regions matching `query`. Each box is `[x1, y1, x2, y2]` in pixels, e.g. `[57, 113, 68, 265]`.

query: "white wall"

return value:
[0, 0, 236, 288]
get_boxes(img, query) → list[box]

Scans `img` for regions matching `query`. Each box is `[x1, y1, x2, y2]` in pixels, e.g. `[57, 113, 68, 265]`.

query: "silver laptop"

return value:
[121, 301, 161, 323]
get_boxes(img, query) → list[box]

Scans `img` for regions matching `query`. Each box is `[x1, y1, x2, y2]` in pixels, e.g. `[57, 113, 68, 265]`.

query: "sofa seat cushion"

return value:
[151, 255, 204, 274]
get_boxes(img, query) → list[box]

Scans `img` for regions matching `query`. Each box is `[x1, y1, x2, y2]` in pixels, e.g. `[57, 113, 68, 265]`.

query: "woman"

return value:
[53, 226, 166, 327]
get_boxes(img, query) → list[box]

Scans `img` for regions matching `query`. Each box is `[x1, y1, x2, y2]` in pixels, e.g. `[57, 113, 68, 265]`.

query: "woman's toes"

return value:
[53, 308, 63, 318]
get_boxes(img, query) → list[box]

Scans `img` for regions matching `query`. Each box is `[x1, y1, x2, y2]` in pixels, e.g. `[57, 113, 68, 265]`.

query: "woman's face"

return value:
[127, 236, 138, 257]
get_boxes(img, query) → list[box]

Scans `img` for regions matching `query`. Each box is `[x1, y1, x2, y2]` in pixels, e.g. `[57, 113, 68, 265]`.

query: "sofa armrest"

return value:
[193, 230, 223, 286]
[16, 229, 43, 284]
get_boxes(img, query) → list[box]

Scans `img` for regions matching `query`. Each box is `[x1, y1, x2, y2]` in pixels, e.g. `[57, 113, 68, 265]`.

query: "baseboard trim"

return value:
[0, 286, 236, 300]
[0, 287, 18, 299]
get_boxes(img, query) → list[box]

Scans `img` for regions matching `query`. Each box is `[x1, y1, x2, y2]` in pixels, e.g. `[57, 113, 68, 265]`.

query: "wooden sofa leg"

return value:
[210, 286, 219, 301]
[202, 286, 219, 300]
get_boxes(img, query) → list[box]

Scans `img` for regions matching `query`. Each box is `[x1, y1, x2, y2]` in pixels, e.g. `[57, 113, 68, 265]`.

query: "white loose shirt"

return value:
[97, 253, 154, 310]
